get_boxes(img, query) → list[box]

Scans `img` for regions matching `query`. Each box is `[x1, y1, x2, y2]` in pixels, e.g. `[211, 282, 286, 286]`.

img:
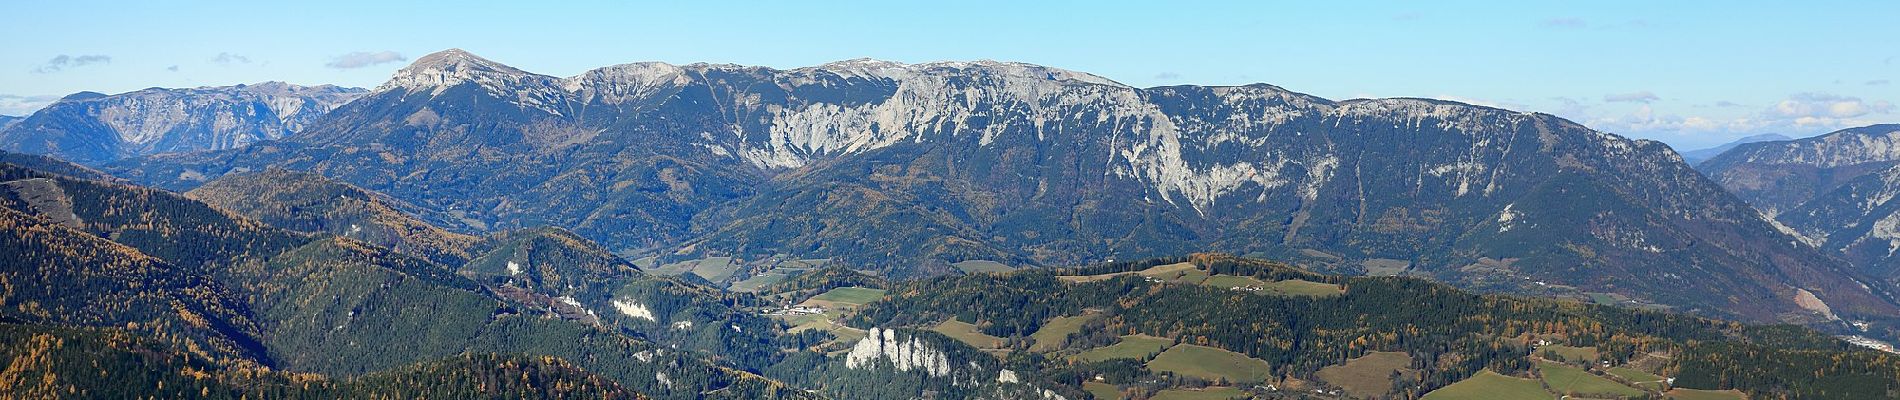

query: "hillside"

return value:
[0, 203, 269, 365]
[0, 322, 643, 399]
[187, 168, 481, 265]
[0, 162, 816, 399]
[0, 150, 118, 181]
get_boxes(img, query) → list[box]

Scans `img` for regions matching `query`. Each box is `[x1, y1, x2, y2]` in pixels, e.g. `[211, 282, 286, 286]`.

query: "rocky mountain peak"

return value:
[58, 91, 108, 102]
[379, 48, 545, 92]
[565, 62, 691, 102]
[410, 48, 515, 72]
[903, 59, 1125, 88]
[234, 81, 358, 95]
[787, 57, 1126, 87]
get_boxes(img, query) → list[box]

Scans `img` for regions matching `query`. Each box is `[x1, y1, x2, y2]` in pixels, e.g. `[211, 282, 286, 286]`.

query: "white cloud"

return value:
[1590, 105, 1710, 133]
[1547, 96, 1590, 117]
[1604, 91, 1659, 103]
[1586, 92, 1895, 147]
[32, 54, 111, 73]
[1541, 17, 1587, 29]
[1153, 72, 1181, 80]
[1769, 92, 1893, 120]
[211, 52, 251, 64]
[325, 51, 407, 69]
[0, 94, 61, 116]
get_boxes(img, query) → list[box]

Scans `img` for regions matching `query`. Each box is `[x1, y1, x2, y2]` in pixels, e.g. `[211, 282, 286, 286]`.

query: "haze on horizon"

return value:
[1, 0, 1893, 149]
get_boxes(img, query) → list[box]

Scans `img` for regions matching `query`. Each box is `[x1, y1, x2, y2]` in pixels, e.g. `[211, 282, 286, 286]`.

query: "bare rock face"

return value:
[842, 327, 1069, 400]
[103, 49, 1900, 324]
[0, 82, 365, 164]
[845, 327, 952, 376]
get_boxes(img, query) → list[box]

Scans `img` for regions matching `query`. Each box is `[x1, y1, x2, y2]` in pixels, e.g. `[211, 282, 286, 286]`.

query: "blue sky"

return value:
[2, 1, 1893, 149]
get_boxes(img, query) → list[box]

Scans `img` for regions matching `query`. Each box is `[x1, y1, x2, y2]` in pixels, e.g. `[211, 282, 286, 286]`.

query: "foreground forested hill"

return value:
[0, 158, 816, 399]
[0, 323, 640, 399]
[830, 254, 1900, 399]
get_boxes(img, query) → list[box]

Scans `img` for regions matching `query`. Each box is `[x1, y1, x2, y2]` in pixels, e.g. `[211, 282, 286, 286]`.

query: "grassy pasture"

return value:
[1060, 262, 1200, 283]
[952, 260, 1013, 274]
[1199, 275, 1266, 289]
[1422, 370, 1550, 400]
[1151, 386, 1246, 400]
[1030, 313, 1097, 352]
[1538, 345, 1600, 363]
[774, 310, 866, 343]
[1361, 258, 1410, 276]
[1260, 279, 1344, 296]
[1084, 382, 1124, 399]
[1536, 361, 1643, 398]
[930, 319, 1007, 349]
[1607, 366, 1665, 390]
[682, 256, 738, 282]
[1074, 335, 1174, 362]
[1317, 351, 1413, 398]
[646, 260, 696, 276]
[727, 271, 789, 292]
[805, 287, 886, 306]
[1146, 344, 1274, 383]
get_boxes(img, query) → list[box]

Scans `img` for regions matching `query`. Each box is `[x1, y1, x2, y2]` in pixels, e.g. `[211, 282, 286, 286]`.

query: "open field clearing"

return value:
[1030, 313, 1097, 352]
[952, 260, 1013, 274]
[931, 319, 1007, 349]
[1147, 344, 1273, 383]
[804, 287, 886, 306]
[1536, 361, 1643, 398]
[1317, 351, 1413, 398]
[1074, 335, 1174, 362]
[1151, 386, 1246, 400]
[1422, 370, 1550, 400]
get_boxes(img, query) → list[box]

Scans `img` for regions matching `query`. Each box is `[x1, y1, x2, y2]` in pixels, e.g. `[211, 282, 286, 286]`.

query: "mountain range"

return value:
[1701, 124, 1900, 279]
[1678, 133, 1790, 165]
[0, 82, 364, 164]
[55, 49, 1887, 330]
[3, 47, 1900, 398]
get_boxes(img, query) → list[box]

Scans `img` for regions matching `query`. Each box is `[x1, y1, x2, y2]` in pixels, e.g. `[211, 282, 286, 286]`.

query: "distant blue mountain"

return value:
[1681, 133, 1790, 165]
[0, 83, 363, 164]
